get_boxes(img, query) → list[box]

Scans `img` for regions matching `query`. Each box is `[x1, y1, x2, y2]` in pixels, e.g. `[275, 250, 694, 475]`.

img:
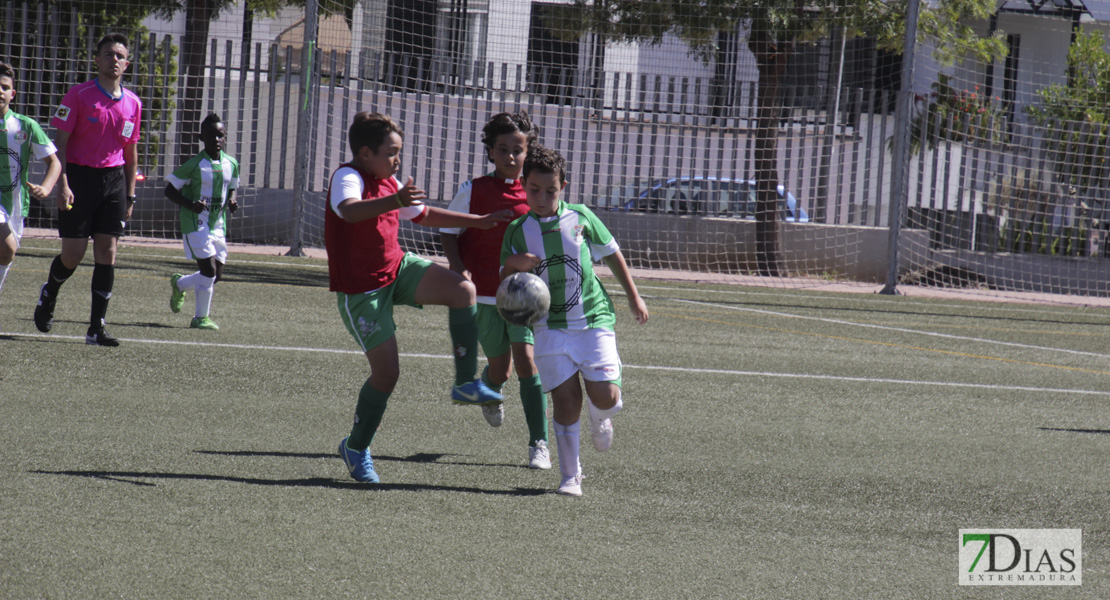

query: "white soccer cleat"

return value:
[587, 413, 613, 452]
[482, 402, 504, 427]
[528, 440, 552, 470]
[556, 472, 583, 497]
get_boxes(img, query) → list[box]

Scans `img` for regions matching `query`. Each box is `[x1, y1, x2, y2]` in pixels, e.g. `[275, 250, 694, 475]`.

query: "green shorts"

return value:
[336, 253, 433, 352]
[476, 302, 534, 358]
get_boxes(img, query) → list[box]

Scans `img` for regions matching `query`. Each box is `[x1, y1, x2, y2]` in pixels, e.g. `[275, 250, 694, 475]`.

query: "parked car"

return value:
[595, 176, 809, 222]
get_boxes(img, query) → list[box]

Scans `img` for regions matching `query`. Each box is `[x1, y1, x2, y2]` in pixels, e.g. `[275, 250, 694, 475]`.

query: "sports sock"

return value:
[194, 274, 215, 318]
[347, 379, 391, 450]
[480, 365, 505, 394]
[448, 305, 479, 386]
[553, 420, 581, 479]
[44, 255, 76, 296]
[176, 271, 201, 291]
[519, 374, 548, 446]
[0, 262, 10, 295]
[588, 393, 623, 422]
[89, 263, 114, 329]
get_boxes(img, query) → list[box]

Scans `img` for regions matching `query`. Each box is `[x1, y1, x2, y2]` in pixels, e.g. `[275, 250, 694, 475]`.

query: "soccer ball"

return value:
[496, 272, 550, 327]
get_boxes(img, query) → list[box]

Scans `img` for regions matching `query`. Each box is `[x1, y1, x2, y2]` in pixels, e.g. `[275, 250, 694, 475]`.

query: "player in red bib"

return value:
[330, 112, 511, 483]
[440, 112, 551, 470]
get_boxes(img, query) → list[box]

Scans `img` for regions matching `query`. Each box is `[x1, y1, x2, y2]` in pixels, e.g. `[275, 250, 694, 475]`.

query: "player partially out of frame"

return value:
[0, 62, 61, 313]
[164, 113, 240, 331]
[328, 112, 512, 484]
[501, 145, 649, 497]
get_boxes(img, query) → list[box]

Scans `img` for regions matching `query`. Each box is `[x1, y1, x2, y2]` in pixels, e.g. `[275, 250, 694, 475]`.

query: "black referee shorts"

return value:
[58, 163, 127, 238]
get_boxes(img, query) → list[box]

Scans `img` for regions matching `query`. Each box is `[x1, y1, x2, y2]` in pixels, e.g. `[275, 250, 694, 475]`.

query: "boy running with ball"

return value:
[501, 146, 649, 497]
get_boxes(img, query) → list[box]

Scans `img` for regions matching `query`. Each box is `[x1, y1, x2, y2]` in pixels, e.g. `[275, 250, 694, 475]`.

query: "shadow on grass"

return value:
[1037, 427, 1110, 435]
[221, 260, 330, 288]
[31, 468, 549, 496]
[193, 449, 528, 470]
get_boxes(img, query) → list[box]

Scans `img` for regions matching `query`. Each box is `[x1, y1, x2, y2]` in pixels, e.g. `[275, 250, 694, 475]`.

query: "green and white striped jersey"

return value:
[0, 109, 56, 219]
[167, 150, 240, 235]
[501, 202, 621, 331]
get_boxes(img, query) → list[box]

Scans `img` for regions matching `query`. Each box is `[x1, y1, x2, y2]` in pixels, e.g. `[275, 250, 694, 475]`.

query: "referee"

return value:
[34, 33, 142, 346]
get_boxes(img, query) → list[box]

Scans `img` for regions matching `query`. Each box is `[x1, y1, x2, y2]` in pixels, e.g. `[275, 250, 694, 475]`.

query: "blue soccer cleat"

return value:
[451, 379, 504, 406]
[338, 436, 379, 483]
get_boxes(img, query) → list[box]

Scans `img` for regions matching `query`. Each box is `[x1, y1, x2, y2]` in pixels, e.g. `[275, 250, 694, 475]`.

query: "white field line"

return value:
[658, 296, 1110, 361]
[10, 332, 1109, 397]
[633, 284, 1110, 320]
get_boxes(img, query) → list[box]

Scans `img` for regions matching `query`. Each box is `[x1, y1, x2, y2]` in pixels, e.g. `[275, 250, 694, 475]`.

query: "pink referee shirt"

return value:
[50, 79, 142, 168]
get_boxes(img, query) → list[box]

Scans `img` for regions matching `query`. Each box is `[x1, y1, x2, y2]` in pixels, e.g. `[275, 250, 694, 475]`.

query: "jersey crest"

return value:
[535, 253, 583, 314]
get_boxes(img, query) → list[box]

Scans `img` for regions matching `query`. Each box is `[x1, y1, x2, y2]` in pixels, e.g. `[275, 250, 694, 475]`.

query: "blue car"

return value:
[596, 176, 809, 222]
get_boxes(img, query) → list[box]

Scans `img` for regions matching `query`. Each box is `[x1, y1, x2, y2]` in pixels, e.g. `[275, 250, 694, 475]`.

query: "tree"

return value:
[1026, 29, 1110, 246]
[556, 0, 1006, 275]
[30, 2, 179, 174]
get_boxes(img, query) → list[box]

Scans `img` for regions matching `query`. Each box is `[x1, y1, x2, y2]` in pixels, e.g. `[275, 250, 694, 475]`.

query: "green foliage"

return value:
[1026, 30, 1110, 204]
[904, 73, 1007, 153]
[555, 0, 1004, 65]
[130, 33, 179, 174]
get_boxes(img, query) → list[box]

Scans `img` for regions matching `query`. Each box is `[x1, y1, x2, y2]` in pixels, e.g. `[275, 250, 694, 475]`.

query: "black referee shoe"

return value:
[85, 327, 120, 347]
[33, 284, 56, 333]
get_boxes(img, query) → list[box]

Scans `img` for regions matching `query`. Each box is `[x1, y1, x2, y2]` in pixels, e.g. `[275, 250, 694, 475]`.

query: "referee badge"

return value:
[54, 105, 71, 121]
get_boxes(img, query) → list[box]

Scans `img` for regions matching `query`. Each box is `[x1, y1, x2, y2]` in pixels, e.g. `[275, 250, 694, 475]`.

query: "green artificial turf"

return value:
[2, 240, 1108, 599]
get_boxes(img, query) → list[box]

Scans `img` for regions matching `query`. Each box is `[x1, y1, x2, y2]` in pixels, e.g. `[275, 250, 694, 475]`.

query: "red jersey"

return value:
[442, 176, 529, 298]
[325, 164, 427, 294]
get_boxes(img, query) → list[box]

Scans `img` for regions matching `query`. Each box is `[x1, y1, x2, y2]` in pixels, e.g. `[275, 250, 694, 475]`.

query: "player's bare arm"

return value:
[439, 233, 471, 280]
[417, 207, 512, 230]
[337, 176, 426, 223]
[164, 183, 207, 214]
[500, 252, 542, 280]
[603, 250, 649, 325]
[28, 153, 61, 200]
[53, 129, 73, 211]
[227, 189, 238, 213]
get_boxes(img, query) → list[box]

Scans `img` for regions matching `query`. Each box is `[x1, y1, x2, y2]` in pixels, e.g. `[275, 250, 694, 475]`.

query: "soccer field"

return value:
[2, 239, 1108, 599]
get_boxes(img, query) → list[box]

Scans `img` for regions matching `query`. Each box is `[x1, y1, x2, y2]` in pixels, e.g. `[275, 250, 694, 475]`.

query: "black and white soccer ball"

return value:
[496, 272, 550, 327]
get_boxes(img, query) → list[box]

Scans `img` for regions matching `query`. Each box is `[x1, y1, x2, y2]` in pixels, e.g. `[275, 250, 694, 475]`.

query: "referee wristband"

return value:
[127, 195, 137, 203]
[396, 195, 405, 209]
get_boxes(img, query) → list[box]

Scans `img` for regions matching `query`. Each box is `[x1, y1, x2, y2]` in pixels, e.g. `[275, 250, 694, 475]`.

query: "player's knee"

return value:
[0, 243, 15, 265]
[586, 383, 620, 410]
[513, 361, 537, 379]
[369, 367, 400, 392]
[450, 278, 477, 308]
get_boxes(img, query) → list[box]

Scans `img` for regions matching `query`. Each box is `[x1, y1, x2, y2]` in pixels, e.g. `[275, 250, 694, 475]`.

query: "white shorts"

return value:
[183, 229, 228, 262]
[533, 328, 622, 393]
[0, 205, 22, 245]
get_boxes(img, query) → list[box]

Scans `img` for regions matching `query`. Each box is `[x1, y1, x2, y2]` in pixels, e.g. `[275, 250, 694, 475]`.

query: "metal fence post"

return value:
[287, 0, 319, 257]
[881, 0, 922, 295]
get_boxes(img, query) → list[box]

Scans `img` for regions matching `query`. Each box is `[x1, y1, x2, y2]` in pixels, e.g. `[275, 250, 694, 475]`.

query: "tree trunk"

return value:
[177, 0, 213, 165]
[748, 16, 789, 277]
